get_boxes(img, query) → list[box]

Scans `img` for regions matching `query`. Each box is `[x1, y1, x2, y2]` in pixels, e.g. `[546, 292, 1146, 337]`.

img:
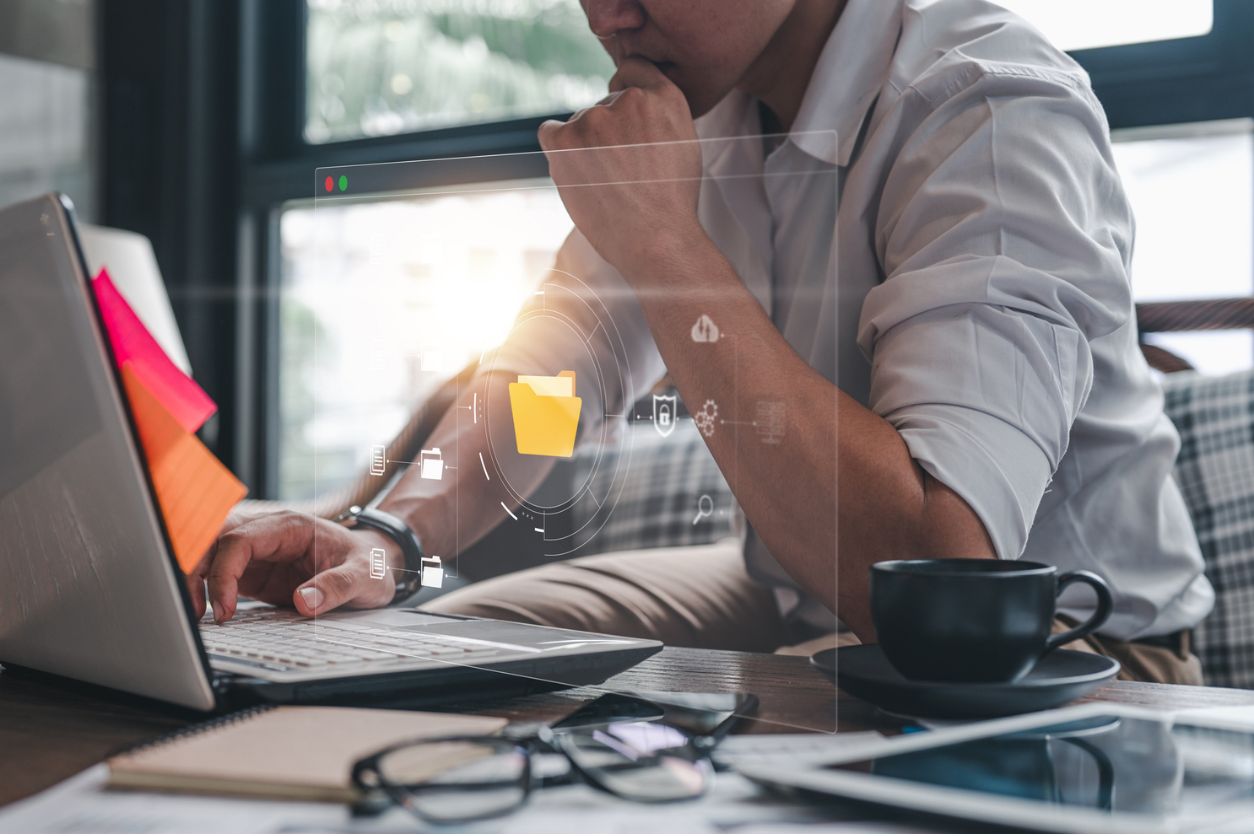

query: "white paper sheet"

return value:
[0, 766, 347, 834]
[0, 735, 909, 834]
[1171, 703, 1254, 730]
[713, 731, 885, 769]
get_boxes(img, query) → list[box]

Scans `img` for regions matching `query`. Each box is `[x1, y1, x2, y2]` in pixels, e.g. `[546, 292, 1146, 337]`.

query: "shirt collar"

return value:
[697, 0, 903, 168]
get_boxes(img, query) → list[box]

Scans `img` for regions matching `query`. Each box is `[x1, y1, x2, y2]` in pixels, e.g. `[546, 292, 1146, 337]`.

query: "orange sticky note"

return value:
[94, 268, 216, 433]
[121, 363, 247, 572]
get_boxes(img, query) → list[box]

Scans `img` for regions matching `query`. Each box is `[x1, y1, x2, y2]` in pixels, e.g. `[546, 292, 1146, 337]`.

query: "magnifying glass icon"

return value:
[692, 494, 714, 526]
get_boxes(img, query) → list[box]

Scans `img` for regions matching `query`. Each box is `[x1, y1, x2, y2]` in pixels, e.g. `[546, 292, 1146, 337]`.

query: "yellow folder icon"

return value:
[508, 371, 582, 458]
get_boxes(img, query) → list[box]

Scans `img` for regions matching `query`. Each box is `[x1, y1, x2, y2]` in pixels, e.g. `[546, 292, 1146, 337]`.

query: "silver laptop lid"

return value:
[0, 194, 215, 710]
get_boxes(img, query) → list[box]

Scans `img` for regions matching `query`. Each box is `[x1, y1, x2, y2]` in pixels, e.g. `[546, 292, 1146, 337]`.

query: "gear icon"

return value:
[694, 399, 719, 437]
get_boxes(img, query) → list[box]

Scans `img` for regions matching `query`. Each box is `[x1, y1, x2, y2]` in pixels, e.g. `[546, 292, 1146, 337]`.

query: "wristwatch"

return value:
[336, 505, 424, 604]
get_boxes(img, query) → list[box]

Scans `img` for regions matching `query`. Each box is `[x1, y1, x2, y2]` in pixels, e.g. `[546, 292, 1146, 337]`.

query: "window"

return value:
[232, 0, 1254, 498]
[305, 0, 614, 143]
[277, 183, 571, 499]
[995, 0, 1213, 51]
[1112, 120, 1254, 375]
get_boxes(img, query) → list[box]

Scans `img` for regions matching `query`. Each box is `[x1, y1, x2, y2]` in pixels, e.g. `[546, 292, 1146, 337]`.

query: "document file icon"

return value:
[369, 548, 387, 580]
[508, 371, 582, 458]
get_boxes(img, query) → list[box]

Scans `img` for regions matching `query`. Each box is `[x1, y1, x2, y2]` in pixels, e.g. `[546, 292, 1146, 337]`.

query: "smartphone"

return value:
[555, 690, 758, 737]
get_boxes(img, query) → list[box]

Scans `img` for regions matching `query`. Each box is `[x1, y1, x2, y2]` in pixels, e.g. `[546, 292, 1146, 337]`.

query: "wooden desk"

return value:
[2, 647, 1252, 809]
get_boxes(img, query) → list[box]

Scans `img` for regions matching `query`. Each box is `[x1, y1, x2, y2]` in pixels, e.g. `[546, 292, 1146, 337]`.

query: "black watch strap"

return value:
[340, 506, 423, 604]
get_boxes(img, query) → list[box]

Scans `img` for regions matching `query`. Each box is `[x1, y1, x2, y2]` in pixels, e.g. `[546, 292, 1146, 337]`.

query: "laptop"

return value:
[0, 194, 660, 712]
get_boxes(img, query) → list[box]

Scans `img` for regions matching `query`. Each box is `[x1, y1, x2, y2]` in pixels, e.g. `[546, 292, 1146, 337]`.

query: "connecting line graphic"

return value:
[501, 502, 518, 520]
[387, 458, 456, 470]
[478, 451, 490, 480]
[458, 392, 479, 422]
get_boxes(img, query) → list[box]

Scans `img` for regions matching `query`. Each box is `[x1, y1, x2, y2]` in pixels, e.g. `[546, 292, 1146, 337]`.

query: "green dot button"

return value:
[338, 174, 348, 192]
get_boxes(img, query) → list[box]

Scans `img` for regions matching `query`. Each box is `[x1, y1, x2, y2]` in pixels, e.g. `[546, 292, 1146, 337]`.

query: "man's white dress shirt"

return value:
[493, 0, 1214, 640]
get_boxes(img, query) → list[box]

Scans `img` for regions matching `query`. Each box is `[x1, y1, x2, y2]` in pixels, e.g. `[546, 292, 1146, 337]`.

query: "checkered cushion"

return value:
[1163, 369, 1254, 689]
[572, 420, 735, 554]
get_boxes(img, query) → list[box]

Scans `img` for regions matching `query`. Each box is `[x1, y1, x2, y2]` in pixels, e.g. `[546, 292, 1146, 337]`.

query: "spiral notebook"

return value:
[106, 706, 506, 802]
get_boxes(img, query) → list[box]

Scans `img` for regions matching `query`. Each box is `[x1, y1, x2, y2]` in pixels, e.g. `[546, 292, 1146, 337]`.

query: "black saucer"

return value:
[812, 644, 1120, 720]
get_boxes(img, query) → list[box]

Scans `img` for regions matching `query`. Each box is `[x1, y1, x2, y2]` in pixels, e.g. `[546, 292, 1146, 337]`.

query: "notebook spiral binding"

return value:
[106, 704, 277, 760]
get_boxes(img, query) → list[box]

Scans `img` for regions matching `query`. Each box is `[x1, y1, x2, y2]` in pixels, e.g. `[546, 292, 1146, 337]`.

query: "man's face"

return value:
[581, 0, 795, 117]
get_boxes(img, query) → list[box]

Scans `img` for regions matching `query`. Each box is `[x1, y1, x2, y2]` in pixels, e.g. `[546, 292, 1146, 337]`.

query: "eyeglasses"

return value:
[350, 720, 714, 824]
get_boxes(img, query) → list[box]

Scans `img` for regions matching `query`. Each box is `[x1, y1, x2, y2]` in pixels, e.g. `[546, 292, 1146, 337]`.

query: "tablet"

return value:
[739, 703, 1254, 833]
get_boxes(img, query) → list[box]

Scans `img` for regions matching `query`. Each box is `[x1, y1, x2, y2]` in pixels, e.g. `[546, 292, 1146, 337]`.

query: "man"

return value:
[194, 0, 1213, 683]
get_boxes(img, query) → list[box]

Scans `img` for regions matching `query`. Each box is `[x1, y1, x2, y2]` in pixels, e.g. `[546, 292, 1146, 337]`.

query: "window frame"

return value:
[238, 0, 582, 494]
[1075, 0, 1254, 128]
[104, 0, 1254, 497]
[245, 0, 1254, 498]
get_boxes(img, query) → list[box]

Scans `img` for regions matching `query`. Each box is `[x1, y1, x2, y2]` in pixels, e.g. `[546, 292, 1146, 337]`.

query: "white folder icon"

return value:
[419, 447, 444, 480]
[421, 556, 444, 589]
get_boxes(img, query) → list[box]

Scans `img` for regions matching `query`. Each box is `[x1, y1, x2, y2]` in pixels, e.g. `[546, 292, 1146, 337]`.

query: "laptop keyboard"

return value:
[199, 609, 510, 675]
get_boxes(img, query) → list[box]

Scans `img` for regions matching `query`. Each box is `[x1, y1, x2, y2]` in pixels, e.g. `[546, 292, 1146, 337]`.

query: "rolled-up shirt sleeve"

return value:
[857, 67, 1135, 561]
[487, 228, 666, 445]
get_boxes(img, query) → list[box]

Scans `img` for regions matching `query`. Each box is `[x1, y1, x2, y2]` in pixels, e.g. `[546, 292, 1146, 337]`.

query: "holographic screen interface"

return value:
[305, 135, 840, 732]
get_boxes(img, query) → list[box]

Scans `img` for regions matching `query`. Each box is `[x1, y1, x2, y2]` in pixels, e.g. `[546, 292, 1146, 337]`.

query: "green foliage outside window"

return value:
[306, 0, 614, 142]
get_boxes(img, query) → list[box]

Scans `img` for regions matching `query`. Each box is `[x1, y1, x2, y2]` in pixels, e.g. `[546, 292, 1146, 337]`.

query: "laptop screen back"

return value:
[0, 195, 214, 710]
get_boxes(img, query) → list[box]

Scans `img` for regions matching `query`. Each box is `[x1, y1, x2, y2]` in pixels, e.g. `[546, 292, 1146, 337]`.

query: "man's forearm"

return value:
[375, 372, 557, 561]
[624, 229, 996, 639]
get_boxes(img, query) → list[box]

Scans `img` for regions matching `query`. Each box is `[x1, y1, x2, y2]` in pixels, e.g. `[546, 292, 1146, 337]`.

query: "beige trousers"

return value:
[424, 540, 1203, 685]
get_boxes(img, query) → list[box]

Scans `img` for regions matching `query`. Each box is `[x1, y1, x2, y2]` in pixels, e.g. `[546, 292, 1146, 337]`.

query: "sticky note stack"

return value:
[93, 269, 247, 572]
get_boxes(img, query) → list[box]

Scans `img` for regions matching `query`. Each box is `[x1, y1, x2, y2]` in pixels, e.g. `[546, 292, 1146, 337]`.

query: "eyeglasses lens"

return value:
[560, 721, 711, 802]
[376, 739, 528, 822]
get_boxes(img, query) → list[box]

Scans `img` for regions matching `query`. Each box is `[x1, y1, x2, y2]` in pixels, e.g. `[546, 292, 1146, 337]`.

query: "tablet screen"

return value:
[829, 716, 1254, 821]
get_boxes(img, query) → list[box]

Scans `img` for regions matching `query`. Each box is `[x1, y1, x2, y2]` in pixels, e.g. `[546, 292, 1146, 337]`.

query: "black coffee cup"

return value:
[870, 559, 1113, 683]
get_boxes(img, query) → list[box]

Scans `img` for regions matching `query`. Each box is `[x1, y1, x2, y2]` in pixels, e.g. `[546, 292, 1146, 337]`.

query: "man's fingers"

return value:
[184, 502, 257, 619]
[186, 574, 207, 620]
[294, 564, 361, 618]
[538, 118, 566, 151]
[206, 512, 316, 623]
[608, 57, 670, 93]
[540, 58, 672, 154]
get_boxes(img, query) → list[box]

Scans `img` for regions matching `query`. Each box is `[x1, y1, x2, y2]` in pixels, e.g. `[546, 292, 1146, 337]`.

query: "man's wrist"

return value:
[353, 528, 405, 574]
[619, 218, 712, 287]
[378, 497, 443, 559]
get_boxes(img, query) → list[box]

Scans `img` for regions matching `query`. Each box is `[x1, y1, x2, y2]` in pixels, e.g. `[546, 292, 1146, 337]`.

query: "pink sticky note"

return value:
[93, 268, 216, 433]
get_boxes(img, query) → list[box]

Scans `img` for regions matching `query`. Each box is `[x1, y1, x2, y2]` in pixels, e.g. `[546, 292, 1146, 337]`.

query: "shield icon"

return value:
[652, 393, 677, 438]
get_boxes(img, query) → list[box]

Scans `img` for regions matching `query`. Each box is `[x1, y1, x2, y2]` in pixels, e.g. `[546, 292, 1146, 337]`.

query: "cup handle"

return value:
[1044, 570, 1114, 652]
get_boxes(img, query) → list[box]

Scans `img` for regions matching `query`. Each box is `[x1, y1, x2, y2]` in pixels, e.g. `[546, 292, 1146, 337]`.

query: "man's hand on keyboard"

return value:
[188, 509, 400, 624]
